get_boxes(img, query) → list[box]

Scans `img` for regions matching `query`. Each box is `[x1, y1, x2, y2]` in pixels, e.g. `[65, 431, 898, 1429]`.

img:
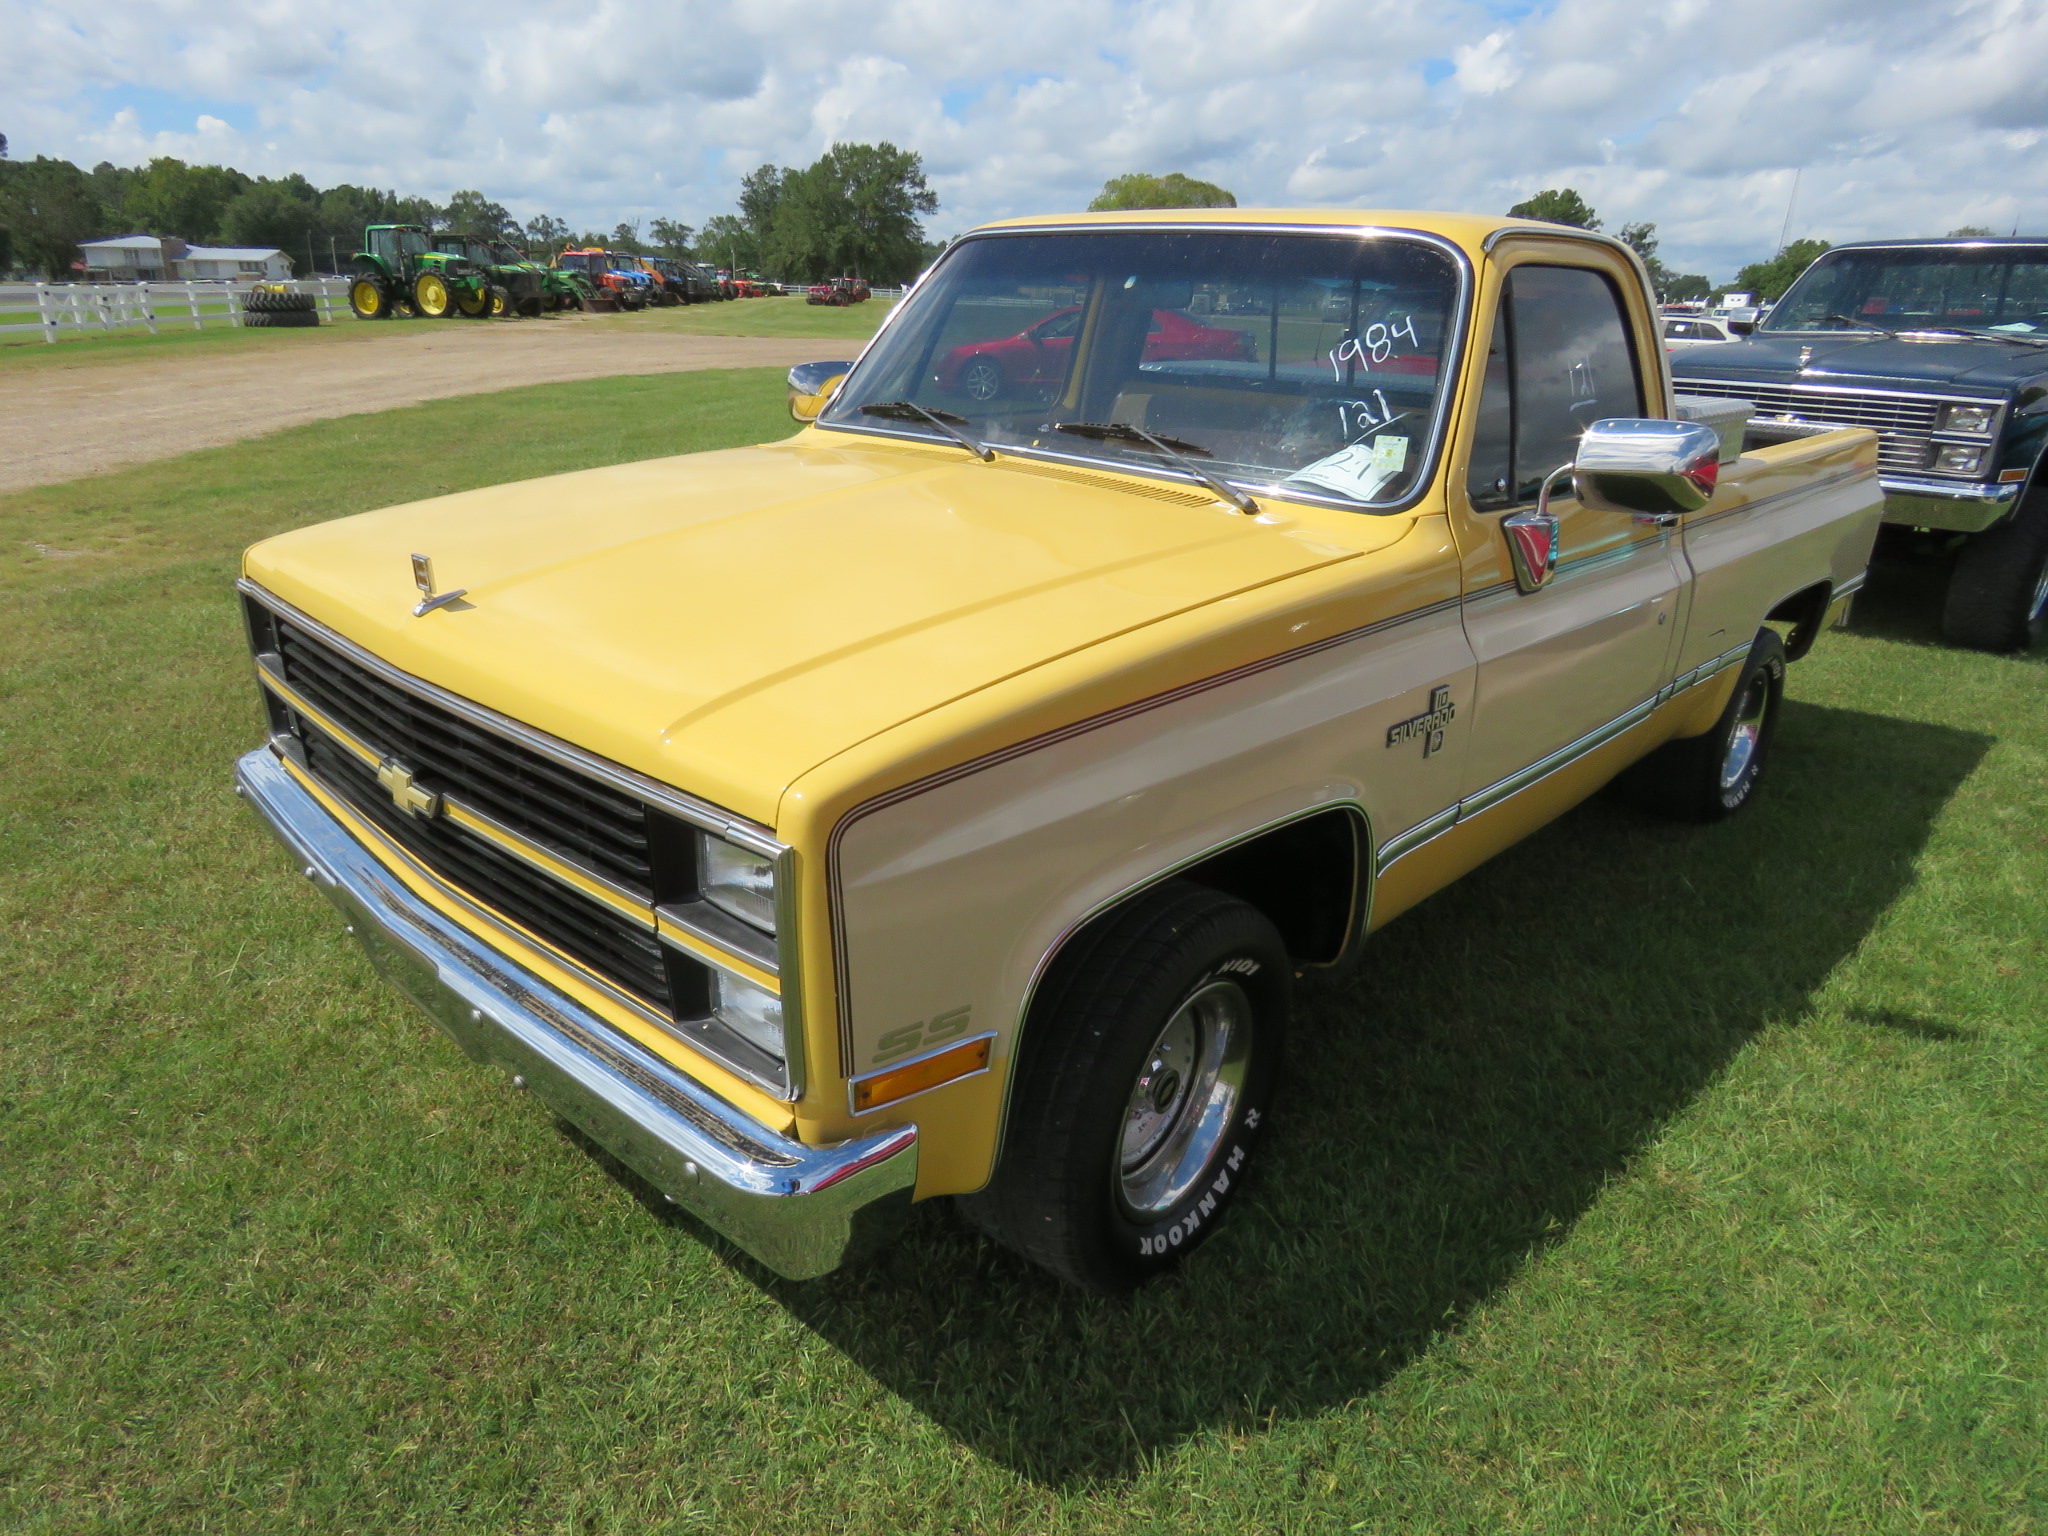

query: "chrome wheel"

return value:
[1719, 671, 1770, 792]
[2028, 560, 2048, 626]
[1117, 978, 1252, 1218]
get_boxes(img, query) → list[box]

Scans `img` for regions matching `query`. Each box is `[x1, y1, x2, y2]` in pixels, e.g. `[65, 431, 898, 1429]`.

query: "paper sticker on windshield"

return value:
[1285, 435, 1410, 501]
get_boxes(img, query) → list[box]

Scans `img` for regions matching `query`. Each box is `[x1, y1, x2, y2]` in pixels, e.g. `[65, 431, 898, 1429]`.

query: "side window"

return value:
[1467, 307, 1513, 508]
[1466, 264, 1646, 509]
[1510, 266, 1644, 498]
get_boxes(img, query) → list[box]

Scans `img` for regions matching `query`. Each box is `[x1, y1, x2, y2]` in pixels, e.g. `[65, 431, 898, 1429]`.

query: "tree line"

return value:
[0, 135, 942, 283]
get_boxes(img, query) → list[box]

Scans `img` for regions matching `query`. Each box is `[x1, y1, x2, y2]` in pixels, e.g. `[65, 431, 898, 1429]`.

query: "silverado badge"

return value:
[376, 757, 439, 818]
[1387, 686, 1455, 757]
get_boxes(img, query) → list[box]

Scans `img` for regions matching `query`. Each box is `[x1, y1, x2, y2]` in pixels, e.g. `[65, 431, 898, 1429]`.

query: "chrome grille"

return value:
[1670, 378, 1958, 474]
[245, 597, 685, 1020]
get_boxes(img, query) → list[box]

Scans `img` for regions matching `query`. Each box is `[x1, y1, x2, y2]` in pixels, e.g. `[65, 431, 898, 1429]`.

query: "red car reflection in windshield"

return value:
[935, 307, 1256, 401]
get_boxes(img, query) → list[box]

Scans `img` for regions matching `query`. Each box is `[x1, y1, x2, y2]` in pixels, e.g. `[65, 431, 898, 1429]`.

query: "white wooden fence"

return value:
[0, 278, 352, 344]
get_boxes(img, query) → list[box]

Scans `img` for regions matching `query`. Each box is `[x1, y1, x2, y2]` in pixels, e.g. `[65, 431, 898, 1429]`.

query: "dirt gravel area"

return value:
[0, 321, 828, 493]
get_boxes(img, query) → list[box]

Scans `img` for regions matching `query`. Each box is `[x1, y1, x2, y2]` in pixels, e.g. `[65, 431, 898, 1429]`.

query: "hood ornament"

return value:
[1797, 345, 1815, 369]
[410, 553, 467, 616]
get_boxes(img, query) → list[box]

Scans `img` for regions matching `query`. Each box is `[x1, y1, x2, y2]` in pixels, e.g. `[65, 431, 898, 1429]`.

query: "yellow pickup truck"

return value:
[234, 209, 1883, 1290]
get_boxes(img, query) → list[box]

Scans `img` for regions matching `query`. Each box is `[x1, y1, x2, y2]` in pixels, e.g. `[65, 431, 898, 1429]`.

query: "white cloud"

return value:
[1, 0, 2045, 278]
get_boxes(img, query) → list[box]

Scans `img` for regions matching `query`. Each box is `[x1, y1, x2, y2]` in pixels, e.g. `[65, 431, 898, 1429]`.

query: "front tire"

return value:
[348, 277, 388, 320]
[1941, 484, 2048, 651]
[960, 881, 1287, 1291]
[1614, 628, 1786, 822]
[413, 272, 455, 318]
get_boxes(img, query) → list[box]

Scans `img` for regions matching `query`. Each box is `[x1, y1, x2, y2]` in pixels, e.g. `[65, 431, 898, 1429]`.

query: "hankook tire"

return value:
[960, 880, 1287, 1291]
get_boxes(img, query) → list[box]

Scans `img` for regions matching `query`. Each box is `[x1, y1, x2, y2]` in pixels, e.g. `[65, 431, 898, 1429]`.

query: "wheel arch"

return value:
[975, 802, 1371, 1188]
[1765, 579, 1837, 661]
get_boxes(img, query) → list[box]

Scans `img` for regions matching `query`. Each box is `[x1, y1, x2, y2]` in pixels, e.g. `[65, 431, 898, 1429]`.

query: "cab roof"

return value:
[970, 207, 1628, 261]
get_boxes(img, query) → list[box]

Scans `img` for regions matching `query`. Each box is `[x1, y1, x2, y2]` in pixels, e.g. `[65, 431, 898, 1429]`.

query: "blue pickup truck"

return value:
[1673, 238, 2048, 650]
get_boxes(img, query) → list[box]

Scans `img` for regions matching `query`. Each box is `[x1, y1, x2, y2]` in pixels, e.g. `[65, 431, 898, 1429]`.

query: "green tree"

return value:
[1508, 188, 1601, 230]
[218, 179, 318, 268]
[738, 164, 787, 247]
[648, 218, 695, 261]
[123, 157, 250, 241]
[523, 213, 569, 253]
[1661, 271, 1713, 303]
[443, 189, 517, 239]
[0, 156, 105, 276]
[1948, 225, 1995, 237]
[695, 213, 757, 270]
[1734, 237, 1831, 301]
[766, 142, 937, 281]
[1088, 172, 1236, 211]
[609, 220, 647, 254]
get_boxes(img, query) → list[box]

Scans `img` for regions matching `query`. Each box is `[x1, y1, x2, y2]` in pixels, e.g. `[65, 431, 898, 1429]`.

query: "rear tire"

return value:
[1941, 484, 2048, 651]
[1614, 628, 1786, 822]
[960, 881, 1287, 1291]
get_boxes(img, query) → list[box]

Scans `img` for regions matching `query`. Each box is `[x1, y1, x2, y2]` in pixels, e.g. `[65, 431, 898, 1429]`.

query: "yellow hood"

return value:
[245, 435, 1378, 826]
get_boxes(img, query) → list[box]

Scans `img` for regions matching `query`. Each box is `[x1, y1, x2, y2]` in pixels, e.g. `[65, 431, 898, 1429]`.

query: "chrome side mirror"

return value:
[788, 360, 856, 423]
[1573, 417, 1722, 519]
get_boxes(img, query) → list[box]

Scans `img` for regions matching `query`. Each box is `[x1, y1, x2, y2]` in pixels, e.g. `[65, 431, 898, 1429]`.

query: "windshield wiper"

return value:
[858, 400, 993, 461]
[1046, 421, 1259, 515]
[1818, 313, 1896, 337]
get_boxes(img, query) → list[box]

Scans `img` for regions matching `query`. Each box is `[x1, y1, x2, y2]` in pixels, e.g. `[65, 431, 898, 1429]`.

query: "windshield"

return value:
[488, 241, 525, 265]
[820, 229, 1463, 508]
[397, 229, 429, 258]
[1765, 246, 2048, 334]
[560, 252, 599, 273]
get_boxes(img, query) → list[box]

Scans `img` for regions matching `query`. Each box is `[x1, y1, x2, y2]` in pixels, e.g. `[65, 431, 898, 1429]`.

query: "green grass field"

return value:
[588, 292, 895, 342]
[1, 370, 2042, 1533]
[0, 294, 891, 371]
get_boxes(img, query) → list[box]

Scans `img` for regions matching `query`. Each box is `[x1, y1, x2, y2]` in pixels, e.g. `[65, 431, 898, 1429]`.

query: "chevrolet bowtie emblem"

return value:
[376, 757, 439, 818]
[410, 553, 467, 617]
[1386, 686, 1455, 758]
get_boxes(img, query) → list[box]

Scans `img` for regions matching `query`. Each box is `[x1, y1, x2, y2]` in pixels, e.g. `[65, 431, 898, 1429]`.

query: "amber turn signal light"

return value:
[852, 1036, 991, 1113]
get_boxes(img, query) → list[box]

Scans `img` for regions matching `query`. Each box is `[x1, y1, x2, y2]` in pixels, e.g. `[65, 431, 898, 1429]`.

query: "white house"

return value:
[178, 246, 295, 282]
[73, 235, 293, 283]
[77, 235, 187, 281]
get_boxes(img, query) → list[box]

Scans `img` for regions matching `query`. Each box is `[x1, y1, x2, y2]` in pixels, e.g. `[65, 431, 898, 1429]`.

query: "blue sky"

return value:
[5, 0, 2045, 279]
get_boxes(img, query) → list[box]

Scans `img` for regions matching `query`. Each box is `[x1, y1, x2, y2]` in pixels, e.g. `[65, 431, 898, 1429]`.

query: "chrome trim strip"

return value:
[813, 220, 1476, 520]
[656, 898, 779, 976]
[236, 747, 913, 1280]
[238, 580, 785, 857]
[1460, 696, 1660, 820]
[1833, 572, 1867, 599]
[440, 795, 655, 931]
[1374, 641, 1755, 878]
[1371, 807, 1458, 874]
[654, 915, 781, 996]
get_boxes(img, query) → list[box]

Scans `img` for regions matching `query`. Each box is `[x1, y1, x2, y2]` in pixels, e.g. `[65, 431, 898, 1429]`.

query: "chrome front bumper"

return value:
[234, 747, 916, 1280]
[1880, 474, 2023, 533]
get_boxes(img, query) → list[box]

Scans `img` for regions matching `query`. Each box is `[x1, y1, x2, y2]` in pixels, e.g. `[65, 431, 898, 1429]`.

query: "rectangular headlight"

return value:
[1934, 444, 1986, 475]
[1940, 404, 1997, 435]
[700, 834, 776, 933]
[710, 972, 784, 1060]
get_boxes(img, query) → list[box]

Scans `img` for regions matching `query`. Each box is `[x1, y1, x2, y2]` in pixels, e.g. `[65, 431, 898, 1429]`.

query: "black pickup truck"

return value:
[1673, 238, 2048, 650]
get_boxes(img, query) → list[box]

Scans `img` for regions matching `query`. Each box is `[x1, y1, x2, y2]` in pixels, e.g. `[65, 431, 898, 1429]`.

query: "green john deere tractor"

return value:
[433, 233, 552, 318]
[347, 224, 492, 320]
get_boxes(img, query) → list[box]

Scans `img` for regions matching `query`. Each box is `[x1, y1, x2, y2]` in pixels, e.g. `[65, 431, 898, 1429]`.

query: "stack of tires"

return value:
[242, 288, 319, 328]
